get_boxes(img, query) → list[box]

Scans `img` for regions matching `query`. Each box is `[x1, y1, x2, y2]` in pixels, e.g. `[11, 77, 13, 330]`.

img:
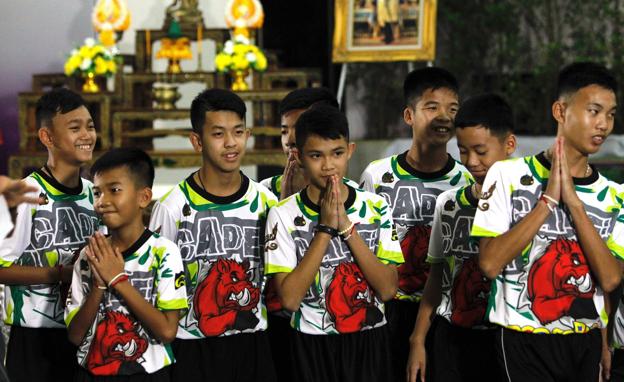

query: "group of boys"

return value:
[1, 61, 624, 382]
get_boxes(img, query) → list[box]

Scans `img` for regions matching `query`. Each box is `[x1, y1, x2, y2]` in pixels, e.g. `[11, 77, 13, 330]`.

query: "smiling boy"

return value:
[265, 104, 403, 382]
[0, 88, 98, 382]
[149, 89, 278, 381]
[472, 63, 624, 381]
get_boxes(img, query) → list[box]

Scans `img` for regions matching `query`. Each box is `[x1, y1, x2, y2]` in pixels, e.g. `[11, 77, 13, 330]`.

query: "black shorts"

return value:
[385, 299, 435, 381]
[496, 326, 601, 382]
[170, 331, 276, 382]
[609, 348, 624, 382]
[429, 316, 499, 382]
[73, 365, 170, 382]
[266, 313, 293, 382]
[289, 325, 392, 382]
[6, 325, 78, 382]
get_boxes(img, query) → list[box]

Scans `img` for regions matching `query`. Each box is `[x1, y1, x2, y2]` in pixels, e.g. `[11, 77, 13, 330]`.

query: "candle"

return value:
[197, 23, 202, 71]
[146, 29, 151, 58]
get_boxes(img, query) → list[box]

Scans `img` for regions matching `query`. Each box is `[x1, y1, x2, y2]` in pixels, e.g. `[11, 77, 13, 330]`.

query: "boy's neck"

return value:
[45, 158, 81, 188]
[406, 141, 449, 173]
[306, 181, 349, 206]
[197, 164, 242, 197]
[109, 218, 146, 254]
[545, 143, 591, 178]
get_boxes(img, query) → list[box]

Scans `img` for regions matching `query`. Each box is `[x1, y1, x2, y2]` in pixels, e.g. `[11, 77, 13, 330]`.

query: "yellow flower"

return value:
[233, 43, 246, 55]
[255, 53, 267, 71]
[64, 55, 82, 75]
[94, 57, 108, 75]
[232, 54, 249, 71]
[79, 46, 91, 59]
[107, 60, 117, 74]
[215, 54, 232, 72]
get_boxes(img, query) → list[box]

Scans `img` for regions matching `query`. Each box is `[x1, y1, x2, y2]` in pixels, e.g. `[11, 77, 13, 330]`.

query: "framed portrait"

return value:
[332, 0, 437, 63]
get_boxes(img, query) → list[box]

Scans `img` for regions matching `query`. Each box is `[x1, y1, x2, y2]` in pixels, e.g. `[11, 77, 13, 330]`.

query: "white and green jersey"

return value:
[65, 230, 188, 376]
[0, 170, 98, 328]
[149, 173, 278, 339]
[264, 186, 404, 335]
[428, 186, 491, 329]
[360, 151, 472, 301]
[260, 174, 359, 199]
[472, 153, 624, 335]
[614, 299, 624, 349]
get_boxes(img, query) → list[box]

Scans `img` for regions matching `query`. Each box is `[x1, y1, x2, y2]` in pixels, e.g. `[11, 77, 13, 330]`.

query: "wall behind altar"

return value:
[0, 0, 227, 175]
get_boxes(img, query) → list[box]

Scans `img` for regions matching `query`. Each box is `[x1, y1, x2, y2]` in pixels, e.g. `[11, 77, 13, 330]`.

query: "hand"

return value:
[406, 340, 427, 382]
[85, 254, 106, 289]
[86, 232, 125, 285]
[319, 176, 339, 229]
[0, 176, 43, 208]
[335, 178, 352, 233]
[558, 137, 583, 208]
[544, 139, 561, 204]
[601, 345, 612, 381]
[281, 150, 307, 200]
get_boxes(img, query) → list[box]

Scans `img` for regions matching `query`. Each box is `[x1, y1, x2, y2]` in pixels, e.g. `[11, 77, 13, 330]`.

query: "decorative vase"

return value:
[167, 58, 182, 74]
[152, 84, 182, 110]
[230, 70, 249, 91]
[82, 72, 100, 93]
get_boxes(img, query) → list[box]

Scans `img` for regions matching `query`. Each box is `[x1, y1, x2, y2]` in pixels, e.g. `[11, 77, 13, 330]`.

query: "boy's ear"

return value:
[189, 132, 202, 153]
[403, 106, 414, 125]
[552, 100, 566, 125]
[38, 127, 54, 149]
[505, 134, 517, 156]
[347, 142, 356, 160]
[138, 186, 153, 209]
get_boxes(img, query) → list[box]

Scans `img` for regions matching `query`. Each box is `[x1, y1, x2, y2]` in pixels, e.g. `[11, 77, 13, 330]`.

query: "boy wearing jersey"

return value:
[265, 104, 404, 382]
[66, 148, 188, 381]
[472, 62, 624, 381]
[149, 89, 278, 381]
[359, 67, 471, 379]
[407, 94, 517, 382]
[0, 88, 97, 382]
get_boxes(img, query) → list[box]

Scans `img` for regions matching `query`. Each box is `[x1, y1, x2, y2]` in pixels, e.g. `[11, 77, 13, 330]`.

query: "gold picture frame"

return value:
[332, 0, 437, 63]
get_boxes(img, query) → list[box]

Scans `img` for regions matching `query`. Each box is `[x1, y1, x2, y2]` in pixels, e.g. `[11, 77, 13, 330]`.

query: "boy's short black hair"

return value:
[295, 104, 349, 150]
[403, 67, 459, 106]
[556, 62, 618, 99]
[279, 87, 339, 116]
[455, 93, 514, 139]
[35, 88, 87, 130]
[190, 89, 246, 134]
[91, 148, 155, 188]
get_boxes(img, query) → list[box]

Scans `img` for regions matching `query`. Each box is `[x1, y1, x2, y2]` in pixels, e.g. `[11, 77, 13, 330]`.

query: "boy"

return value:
[407, 94, 517, 382]
[149, 88, 278, 381]
[0, 88, 98, 382]
[472, 62, 624, 381]
[65, 148, 188, 380]
[260, 86, 357, 200]
[359, 67, 472, 378]
[265, 104, 404, 382]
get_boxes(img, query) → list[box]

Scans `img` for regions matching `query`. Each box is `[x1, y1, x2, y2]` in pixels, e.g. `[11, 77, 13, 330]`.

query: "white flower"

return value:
[110, 46, 120, 55]
[80, 58, 92, 71]
[70, 49, 79, 56]
[84, 37, 96, 47]
[224, 40, 234, 54]
[245, 52, 257, 62]
[234, 34, 249, 45]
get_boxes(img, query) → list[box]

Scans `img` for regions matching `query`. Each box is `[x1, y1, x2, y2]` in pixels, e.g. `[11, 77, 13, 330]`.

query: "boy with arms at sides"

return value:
[472, 62, 624, 381]
[407, 94, 517, 382]
[359, 67, 471, 379]
[149, 89, 278, 381]
[0, 88, 98, 382]
[66, 148, 188, 381]
[265, 104, 404, 382]
[260, 87, 357, 200]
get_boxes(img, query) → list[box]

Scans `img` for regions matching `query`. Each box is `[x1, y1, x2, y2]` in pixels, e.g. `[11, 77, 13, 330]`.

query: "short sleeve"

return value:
[427, 193, 448, 264]
[64, 250, 91, 326]
[264, 208, 297, 275]
[606, 201, 624, 260]
[359, 166, 375, 193]
[471, 161, 512, 238]
[149, 202, 179, 242]
[0, 193, 38, 267]
[374, 198, 404, 265]
[154, 241, 188, 311]
[0, 196, 13, 242]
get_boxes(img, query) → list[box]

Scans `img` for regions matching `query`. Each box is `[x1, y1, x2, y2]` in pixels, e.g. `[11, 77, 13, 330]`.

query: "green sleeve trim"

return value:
[157, 298, 189, 311]
[0, 259, 14, 268]
[265, 264, 293, 275]
[471, 225, 501, 238]
[64, 307, 80, 326]
[607, 236, 624, 260]
[377, 242, 404, 265]
[426, 255, 445, 264]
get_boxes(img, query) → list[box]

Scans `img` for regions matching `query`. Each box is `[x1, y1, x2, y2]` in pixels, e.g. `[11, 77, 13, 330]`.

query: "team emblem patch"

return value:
[520, 174, 534, 186]
[294, 216, 306, 226]
[39, 192, 49, 205]
[382, 172, 394, 183]
[264, 224, 278, 251]
[444, 200, 455, 211]
[477, 181, 496, 211]
[174, 272, 186, 289]
[182, 203, 191, 216]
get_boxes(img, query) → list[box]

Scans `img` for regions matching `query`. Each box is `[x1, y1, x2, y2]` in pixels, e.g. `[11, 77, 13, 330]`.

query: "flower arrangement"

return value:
[215, 35, 268, 73]
[64, 37, 118, 77]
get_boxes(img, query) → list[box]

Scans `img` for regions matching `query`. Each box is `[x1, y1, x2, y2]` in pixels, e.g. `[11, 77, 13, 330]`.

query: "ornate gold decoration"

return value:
[92, 0, 131, 46]
[164, 0, 205, 35]
[231, 70, 249, 91]
[82, 72, 100, 93]
[152, 83, 182, 110]
[225, 0, 264, 38]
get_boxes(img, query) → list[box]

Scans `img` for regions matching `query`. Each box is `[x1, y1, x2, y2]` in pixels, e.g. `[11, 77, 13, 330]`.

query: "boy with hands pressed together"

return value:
[66, 148, 187, 381]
